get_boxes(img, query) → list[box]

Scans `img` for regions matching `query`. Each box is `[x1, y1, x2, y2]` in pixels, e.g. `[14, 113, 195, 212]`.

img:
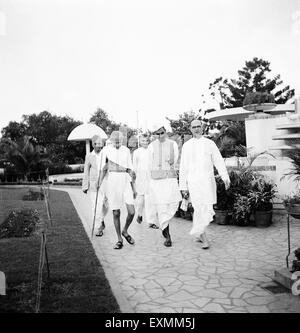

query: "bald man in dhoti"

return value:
[179, 119, 230, 249]
[99, 131, 137, 250]
[147, 123, 181, 247]
[82, 135, 108, 237]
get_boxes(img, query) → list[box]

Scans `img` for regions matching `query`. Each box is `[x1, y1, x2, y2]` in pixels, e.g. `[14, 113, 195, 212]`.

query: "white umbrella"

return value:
[67, 123, 108, 155]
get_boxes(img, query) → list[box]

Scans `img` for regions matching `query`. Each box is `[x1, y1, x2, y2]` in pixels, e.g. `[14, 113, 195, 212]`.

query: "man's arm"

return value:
[179, 143, 189, 197]
[82, 155, 90, 193]
[211, 141, 230, 189]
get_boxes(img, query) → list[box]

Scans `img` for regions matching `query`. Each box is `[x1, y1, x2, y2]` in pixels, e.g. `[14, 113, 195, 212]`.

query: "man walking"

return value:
[82, 135, 108, 237]
[99, 131, 137, 250]
[147, 123, 181, 247]
[179, 119, 230, 249]
[132, 134, 159, 229]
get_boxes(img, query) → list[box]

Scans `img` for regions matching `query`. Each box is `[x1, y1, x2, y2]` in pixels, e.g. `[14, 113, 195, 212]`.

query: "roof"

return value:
[205, 104, 295, 121]
[67, 123, 108, 141]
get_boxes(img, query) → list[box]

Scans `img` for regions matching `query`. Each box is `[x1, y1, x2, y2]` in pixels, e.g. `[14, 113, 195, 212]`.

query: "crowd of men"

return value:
[82, 119, 230, 250]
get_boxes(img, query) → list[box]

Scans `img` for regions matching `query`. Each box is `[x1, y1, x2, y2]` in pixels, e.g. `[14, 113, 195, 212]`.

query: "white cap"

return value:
[150, 120, 172, 133]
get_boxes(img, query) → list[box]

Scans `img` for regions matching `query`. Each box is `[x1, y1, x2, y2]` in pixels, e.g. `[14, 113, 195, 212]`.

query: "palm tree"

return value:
[2, 136, 45, 181]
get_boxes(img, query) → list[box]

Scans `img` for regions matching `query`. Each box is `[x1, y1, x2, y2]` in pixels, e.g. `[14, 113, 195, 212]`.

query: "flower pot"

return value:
[214, 210, 228, 225]
[284, 203, 300, 219]
[254, 210, 272, 227]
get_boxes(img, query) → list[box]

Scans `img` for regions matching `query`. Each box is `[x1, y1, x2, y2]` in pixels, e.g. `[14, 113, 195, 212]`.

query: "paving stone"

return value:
[167, 301, 199, 309]
[182, 285, 206, 293]
[230, 287, 249, 298]
[177, 275, 199, 282]
[213, 298, 232, 305]
[130, 290, 151, 303]
[145, 289, 165, 300]
[246, 305, 271, 313]
[228, 308, 248, 313]
[196, 289, 228, 299]
[166, 290, 197, 302]
[220, 279, 242, 287]
[190, 297, 211, 308]
[245, 296, 276, 306]
[232, 299, 249, 307]
[182, 308, 204, 313]
[242, 292, 256, 299]
[216, 286, 234, 293]
[185, 279, 207, 286]
[206, 284, 221, 289]
[143, 280, 162, 289]
[202, 303, 226, 313]
[155, 307, 178, 313]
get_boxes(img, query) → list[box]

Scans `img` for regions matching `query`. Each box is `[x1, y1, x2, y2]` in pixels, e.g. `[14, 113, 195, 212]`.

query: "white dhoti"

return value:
[188, 183, 215, 235]
[147, 178, 181, 230]
[106, 172, 134, 210]
[135, 170, 150, 218]
[89, 190, 108, 229]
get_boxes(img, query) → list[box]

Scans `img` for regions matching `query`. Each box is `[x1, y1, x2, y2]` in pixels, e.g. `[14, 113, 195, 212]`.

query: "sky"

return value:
[0, 0, 299, 135]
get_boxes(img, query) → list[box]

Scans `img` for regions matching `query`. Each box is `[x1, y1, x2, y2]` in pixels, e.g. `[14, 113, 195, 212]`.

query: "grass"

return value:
[0, 187, 120, 313]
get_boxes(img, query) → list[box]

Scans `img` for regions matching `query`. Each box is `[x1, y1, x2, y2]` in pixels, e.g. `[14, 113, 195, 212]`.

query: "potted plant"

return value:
[214, 175, 230, 224]
[231, 194, 253, 226]
[249, 177, 277, 227]
[243, 91, 276, 112]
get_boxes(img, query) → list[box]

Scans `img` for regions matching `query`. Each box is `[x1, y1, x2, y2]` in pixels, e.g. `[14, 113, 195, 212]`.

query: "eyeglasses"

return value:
[154, 131, 165, 136]
[191, 125, 202, 129]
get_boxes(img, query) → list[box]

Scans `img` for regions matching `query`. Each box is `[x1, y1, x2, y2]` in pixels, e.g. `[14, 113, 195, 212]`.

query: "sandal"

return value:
[95, 230, 104, 237]
[202, 242, 210, 250]
[113, 241, 123, 250]
[121, 232, 135, 245]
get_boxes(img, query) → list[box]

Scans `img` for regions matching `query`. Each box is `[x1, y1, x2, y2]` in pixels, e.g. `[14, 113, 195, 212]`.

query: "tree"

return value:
[212, 121, 247, 158]
[89, 108, 137, 147]
[1, 111, 85, 164]
[209, 57, 295, 109]
[1, 136, 46, 180]
[89, 108, 121, 135]
[166, 111, 198, 146]
[1, 121, 28, 141]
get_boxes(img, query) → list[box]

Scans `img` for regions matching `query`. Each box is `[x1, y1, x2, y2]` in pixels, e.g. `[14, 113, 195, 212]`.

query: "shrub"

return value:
[0, 209, 39, 238]
[243, 92, 275, 106]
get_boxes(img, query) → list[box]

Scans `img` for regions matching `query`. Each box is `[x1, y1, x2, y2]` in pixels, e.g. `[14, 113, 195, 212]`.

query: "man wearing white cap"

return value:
[82, 135, 108, 237]
[179, 119, 230, 249]
[99, 130, 137, 250]
[147, 122, 181, 247]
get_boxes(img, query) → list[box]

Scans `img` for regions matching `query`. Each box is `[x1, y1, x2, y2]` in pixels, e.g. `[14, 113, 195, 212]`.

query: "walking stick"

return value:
[91, 148, 104, 238]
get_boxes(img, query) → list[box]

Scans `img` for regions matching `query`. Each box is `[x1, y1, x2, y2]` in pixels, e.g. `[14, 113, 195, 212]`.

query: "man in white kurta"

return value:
[179, 120, 230, 249]
[132, 134, 158, 228]
[147, 124, 182, 247]
[82, 135, 108, 237]
[99, 131, 137, 250]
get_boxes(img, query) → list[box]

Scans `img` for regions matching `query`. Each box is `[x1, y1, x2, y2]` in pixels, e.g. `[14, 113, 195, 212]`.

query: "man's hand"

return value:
[181, 190, 189, 199]
[224, 179, 230, 190]
[83, 189, 88, 194]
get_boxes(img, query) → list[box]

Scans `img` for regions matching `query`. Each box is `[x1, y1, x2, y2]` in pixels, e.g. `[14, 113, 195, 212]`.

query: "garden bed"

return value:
[0, 187, 119, 313]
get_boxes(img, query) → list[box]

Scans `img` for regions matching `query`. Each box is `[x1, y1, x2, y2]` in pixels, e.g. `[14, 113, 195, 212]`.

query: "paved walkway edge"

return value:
[66, 189, 134, 313]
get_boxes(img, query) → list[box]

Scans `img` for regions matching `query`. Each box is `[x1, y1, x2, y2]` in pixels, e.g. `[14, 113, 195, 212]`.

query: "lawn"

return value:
[0, 187, 120, 313]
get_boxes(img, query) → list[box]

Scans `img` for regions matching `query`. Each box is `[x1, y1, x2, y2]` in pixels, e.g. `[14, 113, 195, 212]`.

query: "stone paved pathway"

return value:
[54, 187, 300, 313]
